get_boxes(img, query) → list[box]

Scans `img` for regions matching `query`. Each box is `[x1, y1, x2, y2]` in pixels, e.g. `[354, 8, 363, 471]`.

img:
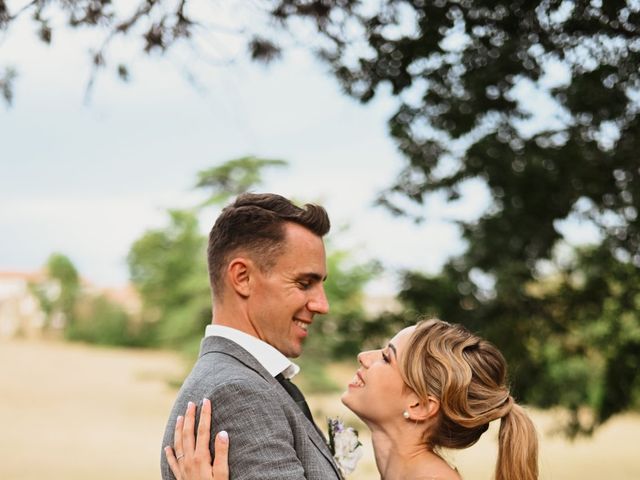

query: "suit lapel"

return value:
[199, 336, 342, 478]
[270, 378, 342, 479]
[303, 417, 342, 478]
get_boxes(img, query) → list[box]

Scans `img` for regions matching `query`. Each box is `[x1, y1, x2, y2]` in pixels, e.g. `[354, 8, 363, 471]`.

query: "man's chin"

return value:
[287, 348, 303, 359]
[286, 339, 305, 358]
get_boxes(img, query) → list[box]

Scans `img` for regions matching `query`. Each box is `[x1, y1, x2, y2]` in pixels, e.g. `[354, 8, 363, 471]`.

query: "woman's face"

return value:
[341, 325, 416, 424]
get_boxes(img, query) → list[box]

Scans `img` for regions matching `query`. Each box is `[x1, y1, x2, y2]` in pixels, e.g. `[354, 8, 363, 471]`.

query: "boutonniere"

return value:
[327, 418, 363, 477]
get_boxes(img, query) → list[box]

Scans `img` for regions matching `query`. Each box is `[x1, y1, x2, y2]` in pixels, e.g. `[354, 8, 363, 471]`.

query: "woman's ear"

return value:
[406, 393, 440, 422]
[227, 257, 252, 297]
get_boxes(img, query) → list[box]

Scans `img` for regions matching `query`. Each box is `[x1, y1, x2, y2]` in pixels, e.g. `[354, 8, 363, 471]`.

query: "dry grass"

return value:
[0, 338, 183, 480]
[1, 339, 638, 480]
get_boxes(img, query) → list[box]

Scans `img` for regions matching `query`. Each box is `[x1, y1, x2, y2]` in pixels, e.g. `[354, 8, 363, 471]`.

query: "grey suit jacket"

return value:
[160, 336, 341, 479]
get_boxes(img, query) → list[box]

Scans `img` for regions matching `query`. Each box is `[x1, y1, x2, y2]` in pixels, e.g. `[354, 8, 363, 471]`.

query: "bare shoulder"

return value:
[417, 453, 462, 480]
[416, 469, 461, 480]
[424, 470, 461, 480]
[440, 466, 462, 480]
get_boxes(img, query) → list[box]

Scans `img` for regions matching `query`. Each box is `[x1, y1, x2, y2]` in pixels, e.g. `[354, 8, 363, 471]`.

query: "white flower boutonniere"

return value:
[327, 418, 363, 477]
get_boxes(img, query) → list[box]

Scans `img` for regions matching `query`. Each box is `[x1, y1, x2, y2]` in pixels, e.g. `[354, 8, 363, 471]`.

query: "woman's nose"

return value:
[357, 350, 372, 367]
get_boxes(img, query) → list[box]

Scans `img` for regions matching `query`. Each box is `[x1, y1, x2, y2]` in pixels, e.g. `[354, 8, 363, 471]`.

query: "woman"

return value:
[165, 319, 539, 479]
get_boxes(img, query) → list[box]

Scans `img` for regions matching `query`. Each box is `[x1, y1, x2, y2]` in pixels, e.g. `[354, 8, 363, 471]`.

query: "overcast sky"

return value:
[2, 4, 589, 295]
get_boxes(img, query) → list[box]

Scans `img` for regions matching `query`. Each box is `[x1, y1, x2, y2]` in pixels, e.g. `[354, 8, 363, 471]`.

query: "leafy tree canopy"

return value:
[196, 156, 288, 207]
[265, 0, 640, 266]
[127, 208, 210, 350]
[268, 0, 640, 433]
[271, 0, 640, 434]
[28, 252, 81, 334]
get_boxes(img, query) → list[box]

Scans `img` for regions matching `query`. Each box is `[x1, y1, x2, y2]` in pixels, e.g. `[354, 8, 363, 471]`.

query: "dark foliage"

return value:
[271, 0, 640, 434]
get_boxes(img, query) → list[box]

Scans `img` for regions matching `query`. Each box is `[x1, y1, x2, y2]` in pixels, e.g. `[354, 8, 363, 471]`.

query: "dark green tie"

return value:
[275, 373, 314, 423]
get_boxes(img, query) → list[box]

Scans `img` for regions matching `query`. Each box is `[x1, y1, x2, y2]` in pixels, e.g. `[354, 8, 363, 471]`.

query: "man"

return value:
[161, 193, 341, 479]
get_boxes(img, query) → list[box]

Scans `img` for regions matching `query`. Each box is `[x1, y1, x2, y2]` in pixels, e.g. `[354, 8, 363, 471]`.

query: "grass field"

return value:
[1, 338, 638, 479]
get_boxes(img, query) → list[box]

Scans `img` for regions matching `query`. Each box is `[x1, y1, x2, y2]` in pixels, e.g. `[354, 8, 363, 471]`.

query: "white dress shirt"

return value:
[205, 324, 300, 380]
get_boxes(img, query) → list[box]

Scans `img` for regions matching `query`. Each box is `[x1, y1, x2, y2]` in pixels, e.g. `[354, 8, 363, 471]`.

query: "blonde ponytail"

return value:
[496, 402, 538, 480]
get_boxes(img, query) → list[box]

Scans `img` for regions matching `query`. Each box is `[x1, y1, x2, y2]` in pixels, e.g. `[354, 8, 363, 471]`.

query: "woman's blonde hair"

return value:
[400, 319, 538, 480]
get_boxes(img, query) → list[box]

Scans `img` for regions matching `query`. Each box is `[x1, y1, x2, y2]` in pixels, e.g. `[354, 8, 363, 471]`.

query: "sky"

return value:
[1, 3, 588, 295]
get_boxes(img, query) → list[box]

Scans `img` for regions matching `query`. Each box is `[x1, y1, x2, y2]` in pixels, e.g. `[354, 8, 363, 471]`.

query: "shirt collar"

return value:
[205, 324, 300, 379]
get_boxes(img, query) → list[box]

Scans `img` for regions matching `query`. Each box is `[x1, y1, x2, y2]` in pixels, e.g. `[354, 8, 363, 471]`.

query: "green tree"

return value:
[68, 294, 144, 347]
[196, 156, 287, 207]
[265, 2, 640, 259]
[214, 0, 639, 432]
[30, 253, 81, 334]
[127, 209, 210, 351]
[270, 0, 640, 433]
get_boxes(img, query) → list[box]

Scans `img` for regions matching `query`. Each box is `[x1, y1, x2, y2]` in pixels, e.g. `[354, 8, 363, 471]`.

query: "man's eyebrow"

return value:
[388, 343, 397, 358]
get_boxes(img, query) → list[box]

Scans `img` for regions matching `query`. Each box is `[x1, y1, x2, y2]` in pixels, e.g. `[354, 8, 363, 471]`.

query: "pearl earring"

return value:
[403, 410, 410, 419]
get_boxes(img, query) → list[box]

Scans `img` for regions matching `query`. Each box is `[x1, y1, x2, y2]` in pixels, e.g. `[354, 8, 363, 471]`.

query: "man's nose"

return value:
[308, 285, 329, 314]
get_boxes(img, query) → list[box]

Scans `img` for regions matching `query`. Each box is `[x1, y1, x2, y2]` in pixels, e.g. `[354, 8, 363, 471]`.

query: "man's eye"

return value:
[298, 281, 311, 290]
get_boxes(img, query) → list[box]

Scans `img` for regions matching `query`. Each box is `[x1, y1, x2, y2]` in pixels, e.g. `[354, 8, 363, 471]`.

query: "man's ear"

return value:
[227, 257, 252, 298]
[406, 392, 440, 422]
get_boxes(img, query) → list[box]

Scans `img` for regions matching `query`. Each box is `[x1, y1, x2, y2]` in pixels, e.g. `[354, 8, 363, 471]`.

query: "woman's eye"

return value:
[381, 351, 390, 363]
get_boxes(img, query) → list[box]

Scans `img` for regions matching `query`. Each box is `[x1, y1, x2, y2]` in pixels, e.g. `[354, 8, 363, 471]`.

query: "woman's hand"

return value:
[164, 398, 229, 480]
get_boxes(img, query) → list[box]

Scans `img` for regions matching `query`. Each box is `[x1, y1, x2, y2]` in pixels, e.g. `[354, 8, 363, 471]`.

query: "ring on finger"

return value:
[176, 453, 185, 461]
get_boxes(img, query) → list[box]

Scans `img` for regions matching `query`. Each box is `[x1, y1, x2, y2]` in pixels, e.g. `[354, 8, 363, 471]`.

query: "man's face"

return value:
[248, 222, 329, 358]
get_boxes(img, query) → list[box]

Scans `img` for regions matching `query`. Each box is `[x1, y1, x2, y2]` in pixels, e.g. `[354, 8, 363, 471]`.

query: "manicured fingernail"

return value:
[177, 415, 183, 422]
[203, 398, 210, 406]
[188, 401, 194, 408]
[218, 430, 228, 444]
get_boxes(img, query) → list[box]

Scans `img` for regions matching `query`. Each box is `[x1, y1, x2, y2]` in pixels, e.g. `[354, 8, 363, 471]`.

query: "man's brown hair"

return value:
[207, 193, 330, 299]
